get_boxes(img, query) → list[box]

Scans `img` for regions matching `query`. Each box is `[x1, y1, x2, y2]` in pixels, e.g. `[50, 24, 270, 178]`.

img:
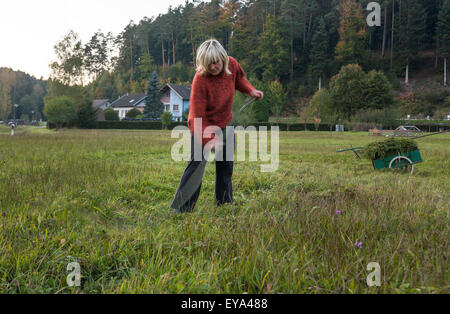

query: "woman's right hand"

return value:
[250, 89, 264, 100]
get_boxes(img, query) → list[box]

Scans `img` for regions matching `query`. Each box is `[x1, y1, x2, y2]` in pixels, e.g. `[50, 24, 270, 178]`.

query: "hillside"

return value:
[283, 51, 450, 120]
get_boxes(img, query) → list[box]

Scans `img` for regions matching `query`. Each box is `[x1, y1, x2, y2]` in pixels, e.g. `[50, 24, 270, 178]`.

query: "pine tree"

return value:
[256, 14, 291, 82]
[334, 0, 368, 68]
[436, 0, 450, 86]
[309, 17, 330, 90]
[363, 70, 394, 109]
[280, 0, 304, 82]
[75, 100, 98, 129]
[144, 71, 163, 119]
[397, 0, 427, 84]
[72, 87, 98, 129]
[135, 53, 153, 83]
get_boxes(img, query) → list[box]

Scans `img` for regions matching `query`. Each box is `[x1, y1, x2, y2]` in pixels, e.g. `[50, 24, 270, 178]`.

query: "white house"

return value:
[108, 84, 191, 121]
[110, 93, 146, 120]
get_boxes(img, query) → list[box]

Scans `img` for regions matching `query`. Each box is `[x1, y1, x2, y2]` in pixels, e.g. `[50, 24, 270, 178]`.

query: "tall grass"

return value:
[0, 126, 448, 293]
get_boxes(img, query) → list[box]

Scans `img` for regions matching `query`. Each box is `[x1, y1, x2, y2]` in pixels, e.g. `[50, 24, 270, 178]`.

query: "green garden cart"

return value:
[336, 146, 423, 174]
[336, 130, 449, 174]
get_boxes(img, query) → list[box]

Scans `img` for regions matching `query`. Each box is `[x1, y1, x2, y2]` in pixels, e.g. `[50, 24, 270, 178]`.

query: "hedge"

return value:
[48, 120, 449, 132]
[94, 121, 340, 131]
[244, 123, 336, 131]
[95, 121, 192, 129]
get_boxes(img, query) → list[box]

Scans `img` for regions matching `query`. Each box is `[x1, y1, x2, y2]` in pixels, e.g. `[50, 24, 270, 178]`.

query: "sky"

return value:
[0, 0, 189, 80]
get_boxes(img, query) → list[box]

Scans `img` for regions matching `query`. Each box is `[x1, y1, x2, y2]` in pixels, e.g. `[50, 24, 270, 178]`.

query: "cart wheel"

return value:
[389, 156, 414, 174]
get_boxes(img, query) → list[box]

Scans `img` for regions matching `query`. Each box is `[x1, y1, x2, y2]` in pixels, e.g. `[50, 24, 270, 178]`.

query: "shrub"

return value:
[432, 106, 450, 120]
[104, 108, 119, 121]
[182, 108, 189, 122]
[351, 122, 374, 131]
[352, 107, 399, 125]
[363, 138, 419, 160]
[310, 88, 333, 112]
[309, 88, 339, 126]
[161, 111, 173, 129]
[126, 108, 141, 118]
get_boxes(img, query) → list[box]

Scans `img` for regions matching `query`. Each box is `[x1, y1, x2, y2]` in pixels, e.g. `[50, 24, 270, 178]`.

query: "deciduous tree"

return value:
[50, 30, 85, 86]
[43, 96, 76, 129]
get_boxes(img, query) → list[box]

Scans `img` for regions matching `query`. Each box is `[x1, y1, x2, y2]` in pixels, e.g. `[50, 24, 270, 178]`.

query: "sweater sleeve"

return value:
[187, 73, 215, 146]
[232, 57, 256, 95]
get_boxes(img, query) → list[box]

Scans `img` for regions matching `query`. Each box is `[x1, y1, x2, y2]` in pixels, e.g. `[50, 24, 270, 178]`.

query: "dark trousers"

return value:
[171, 129, 234, 212]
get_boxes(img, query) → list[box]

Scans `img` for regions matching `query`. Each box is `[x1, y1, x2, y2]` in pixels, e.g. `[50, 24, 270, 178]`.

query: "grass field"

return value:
[0, 125, 448, 293]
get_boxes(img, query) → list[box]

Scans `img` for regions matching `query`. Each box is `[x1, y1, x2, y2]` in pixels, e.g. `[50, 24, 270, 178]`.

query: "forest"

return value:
[1, 0, 449, 124]
[0, 68, 46, 122]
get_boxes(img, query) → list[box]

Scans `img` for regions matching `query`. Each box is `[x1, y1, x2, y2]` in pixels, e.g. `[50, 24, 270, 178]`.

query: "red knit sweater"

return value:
[187, 56, 256, 145]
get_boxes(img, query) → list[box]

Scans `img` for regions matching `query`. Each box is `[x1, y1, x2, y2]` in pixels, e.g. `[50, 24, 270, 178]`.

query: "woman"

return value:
[170, 39, 264, 213]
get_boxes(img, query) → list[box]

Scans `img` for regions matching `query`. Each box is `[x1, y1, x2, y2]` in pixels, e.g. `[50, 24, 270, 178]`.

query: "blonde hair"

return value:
[195, 39, 232, 76]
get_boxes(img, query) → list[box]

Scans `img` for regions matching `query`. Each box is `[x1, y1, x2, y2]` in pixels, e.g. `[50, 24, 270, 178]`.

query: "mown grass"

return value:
[0, 125, 448, 293]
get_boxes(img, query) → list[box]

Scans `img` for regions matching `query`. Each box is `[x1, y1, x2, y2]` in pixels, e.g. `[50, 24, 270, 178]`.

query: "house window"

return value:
[173, 105, 179, 112]
[165, 105, 170, 111]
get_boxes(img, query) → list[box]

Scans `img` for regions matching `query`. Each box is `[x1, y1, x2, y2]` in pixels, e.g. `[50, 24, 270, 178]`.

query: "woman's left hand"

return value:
[250, 89, 264, 100]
